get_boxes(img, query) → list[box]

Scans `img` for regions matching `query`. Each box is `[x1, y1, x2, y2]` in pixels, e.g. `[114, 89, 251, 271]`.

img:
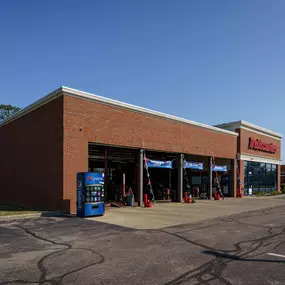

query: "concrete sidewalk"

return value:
[0, 211, 63, 222]
[88, 195, 285, 229]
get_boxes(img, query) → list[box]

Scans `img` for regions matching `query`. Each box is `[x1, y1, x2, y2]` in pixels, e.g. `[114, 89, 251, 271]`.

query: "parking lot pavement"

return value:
[89, 195, 285, 230]
[1, 203, 285, 285]
[0, 217, 212, 285]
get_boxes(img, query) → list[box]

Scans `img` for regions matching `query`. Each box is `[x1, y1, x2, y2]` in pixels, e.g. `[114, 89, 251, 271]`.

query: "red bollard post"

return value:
[213, 190, 217, 200]
[184, 192, 188, 203]
[144, 194, 148, 207]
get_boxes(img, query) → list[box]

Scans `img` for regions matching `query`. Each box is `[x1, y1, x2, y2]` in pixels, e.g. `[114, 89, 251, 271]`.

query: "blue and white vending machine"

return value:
[77, 172, 105, 217]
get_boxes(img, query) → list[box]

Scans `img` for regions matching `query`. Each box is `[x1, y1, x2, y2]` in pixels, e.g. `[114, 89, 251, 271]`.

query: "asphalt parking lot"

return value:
[1, 204, 285, 285]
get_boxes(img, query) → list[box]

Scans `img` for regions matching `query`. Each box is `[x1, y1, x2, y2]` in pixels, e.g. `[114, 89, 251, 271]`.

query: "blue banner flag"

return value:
[146, 159, 173, 169]
[212, 165, 227, 172]
[184, 161, 204, 170]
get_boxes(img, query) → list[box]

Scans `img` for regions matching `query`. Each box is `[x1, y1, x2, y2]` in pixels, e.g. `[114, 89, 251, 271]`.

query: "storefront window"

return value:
[243, 161, 277, 195]
[247, 162, 254, 194]
[259, 163, 266, 192]
[272, 165, 277, 190]
[266, 164, 272, 193]
[252, 162, 260, 194]
[244, 161, 248, 190]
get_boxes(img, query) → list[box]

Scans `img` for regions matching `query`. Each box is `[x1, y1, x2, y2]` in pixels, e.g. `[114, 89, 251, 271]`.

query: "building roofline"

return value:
[215, 120, 282, 139]
[0, 87, 63, 128]
[61, 86, 238, 136]
[0, 86, 238, 136]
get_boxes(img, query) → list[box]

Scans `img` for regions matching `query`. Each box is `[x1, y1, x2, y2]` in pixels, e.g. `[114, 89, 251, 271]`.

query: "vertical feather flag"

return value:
[143, 150, 154, 201]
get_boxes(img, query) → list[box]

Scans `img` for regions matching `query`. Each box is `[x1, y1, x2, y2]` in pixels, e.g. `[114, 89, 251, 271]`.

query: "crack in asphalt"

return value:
[162, 214, 285, 285]
[0, 224, 105, 285]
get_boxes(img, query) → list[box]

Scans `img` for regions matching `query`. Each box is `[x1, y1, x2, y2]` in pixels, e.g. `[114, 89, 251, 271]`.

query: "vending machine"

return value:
[77, 172, 105, 217]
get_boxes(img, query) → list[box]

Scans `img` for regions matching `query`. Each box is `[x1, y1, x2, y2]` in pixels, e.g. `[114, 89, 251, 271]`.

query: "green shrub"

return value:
[281, 184, 285, 193]
[256, 192, 266, 196]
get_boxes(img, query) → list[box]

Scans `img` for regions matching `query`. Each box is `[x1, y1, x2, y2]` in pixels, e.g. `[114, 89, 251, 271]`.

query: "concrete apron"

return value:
[0, 211, 63, 223]
[87, 196, 285, 230]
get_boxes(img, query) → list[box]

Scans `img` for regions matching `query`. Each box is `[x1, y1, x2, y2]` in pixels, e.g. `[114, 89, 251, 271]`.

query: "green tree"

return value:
[0, 104, 21, 122]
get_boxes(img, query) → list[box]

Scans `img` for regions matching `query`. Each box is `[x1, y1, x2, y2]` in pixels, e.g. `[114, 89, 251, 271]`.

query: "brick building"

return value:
[0, 87, 282, 213]
[216, 121, 282, 196]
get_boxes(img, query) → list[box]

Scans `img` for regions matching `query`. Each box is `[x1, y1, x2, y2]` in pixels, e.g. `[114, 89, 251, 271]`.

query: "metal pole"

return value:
[134, 167, 137, 200]
[138, 149, 144, 207]
[169, 168, 171, 201]
[209, 156, 213, 199]
[231, 159, 237, 197]
[122, 173, 126, 201]
[177, 153, 183, 202]
[104, 149, 108, 201]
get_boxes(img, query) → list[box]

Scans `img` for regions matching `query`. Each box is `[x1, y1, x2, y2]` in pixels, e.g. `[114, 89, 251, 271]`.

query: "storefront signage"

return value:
[184, 161, 204, 170]
[84, 172, 104, 185]
[146, 159, 173, 169]
[248, 137, 277, 154]
[212, 165, 227, 172]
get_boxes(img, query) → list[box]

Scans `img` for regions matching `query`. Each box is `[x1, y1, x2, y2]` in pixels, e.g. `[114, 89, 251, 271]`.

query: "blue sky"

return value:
[1, 0, 284, 159]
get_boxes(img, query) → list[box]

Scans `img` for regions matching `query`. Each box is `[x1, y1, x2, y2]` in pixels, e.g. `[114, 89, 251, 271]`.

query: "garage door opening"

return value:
[143, 150, 178, 202]
[89, 143, 138, 205]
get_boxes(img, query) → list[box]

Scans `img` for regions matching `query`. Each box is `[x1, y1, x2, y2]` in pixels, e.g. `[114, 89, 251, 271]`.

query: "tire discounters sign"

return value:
[248, 137, 277, 154]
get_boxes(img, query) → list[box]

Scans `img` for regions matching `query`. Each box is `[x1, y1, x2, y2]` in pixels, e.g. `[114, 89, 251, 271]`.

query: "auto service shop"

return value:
[0, 87, 282, 213]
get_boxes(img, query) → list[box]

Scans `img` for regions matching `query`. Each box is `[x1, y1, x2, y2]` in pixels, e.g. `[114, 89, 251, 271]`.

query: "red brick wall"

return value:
[64, 95, 237, 157]
[0, 92, 239, 213]
[63, 97, 89, 212]
[63, 95, 238, 212]
[0, 97, 65, 211]
[238, 128, 281, 160]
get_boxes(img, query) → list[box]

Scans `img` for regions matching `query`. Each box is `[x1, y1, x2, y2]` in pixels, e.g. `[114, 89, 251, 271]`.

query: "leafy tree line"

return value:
[0, 104, 21, 122]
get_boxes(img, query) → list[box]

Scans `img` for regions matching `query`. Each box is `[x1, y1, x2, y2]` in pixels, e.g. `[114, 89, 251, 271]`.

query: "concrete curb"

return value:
[243, 194, 285, 199]
[0, 211, 63, 223]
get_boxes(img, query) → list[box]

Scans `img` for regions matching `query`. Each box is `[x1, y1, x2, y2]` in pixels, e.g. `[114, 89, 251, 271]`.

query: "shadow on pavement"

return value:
[202, 250, 285, 264]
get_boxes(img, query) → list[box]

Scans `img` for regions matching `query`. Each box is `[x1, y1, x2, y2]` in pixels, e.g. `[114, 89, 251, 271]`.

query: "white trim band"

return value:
[215, 120, 282, 140]
[238, 153, 281, 165]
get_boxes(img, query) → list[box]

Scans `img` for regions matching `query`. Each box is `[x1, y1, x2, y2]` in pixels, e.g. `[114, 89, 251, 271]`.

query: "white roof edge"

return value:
[0, 86, 238, 137]
[61, 86, 238, 136]
[215, 120, 283, 139]
[241, 120, 283, 138]
[0, 87, 63, 128]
